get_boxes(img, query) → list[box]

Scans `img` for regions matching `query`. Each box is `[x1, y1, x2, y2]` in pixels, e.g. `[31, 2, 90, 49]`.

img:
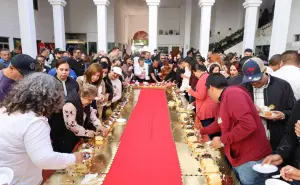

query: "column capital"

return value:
[93, 0, 110, 6]
[198, 0, 215, 7]
[146, 0, 160, 6]
[243, 0, 262, 8]
[48, 0, 67, 6]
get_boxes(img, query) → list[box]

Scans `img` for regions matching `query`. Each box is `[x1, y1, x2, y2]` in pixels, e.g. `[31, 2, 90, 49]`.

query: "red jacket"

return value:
[201, 86, 272, 167]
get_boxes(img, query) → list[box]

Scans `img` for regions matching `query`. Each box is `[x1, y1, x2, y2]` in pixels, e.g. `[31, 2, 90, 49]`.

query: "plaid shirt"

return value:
[253, 76, 270, 140]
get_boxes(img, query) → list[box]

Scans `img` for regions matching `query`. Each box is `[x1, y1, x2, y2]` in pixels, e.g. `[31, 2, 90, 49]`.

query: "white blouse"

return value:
[0, 107, 76, 185]
[134, 64, 150, 80]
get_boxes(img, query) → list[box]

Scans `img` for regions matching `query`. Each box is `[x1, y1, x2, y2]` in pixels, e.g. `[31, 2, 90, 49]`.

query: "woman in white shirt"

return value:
[0, 73, 84, 185]
[134, 58, 150, 82]
[180, 60, 192, 91]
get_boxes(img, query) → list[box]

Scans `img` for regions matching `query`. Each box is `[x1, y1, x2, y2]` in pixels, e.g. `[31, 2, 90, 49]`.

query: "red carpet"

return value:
[103, 89, 182, 185]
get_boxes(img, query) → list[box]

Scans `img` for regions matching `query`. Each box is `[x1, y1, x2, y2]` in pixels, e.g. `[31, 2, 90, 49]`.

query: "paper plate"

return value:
[252, 164, 278, 174]
[205, 141, 212, 145]
[116, 118, 126, 123]
[265, 179, 289, 185]
[0, 167, 14, 185]
[187, 106, 195, 111]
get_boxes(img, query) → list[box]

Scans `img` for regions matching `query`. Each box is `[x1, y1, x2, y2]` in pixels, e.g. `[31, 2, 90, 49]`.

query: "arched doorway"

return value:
[131, 31, 148, 53]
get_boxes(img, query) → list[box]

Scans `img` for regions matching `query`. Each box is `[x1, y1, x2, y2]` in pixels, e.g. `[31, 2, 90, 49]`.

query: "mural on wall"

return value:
[133, 31, 148, 46]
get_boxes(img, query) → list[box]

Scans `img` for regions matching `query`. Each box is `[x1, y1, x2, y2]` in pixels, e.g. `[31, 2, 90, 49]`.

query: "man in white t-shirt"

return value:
[272, 50, 300, 100]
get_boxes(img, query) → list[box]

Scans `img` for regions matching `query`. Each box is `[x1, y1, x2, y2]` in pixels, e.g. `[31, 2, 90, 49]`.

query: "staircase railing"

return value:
[209, 20, 273, 52]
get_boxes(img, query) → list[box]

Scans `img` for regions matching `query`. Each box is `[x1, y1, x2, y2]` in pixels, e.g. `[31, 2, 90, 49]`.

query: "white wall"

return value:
[64, 0, 115, 43]
[211, 0, 244, 40]
[286, 0, 300, 50]
[0, 0, 54, 50]
[157, 7, 181, 46]
[190, 0, 200, 49]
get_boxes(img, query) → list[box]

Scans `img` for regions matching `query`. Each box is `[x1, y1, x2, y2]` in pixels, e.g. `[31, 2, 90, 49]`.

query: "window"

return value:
[0, 37, 9, 50]
[295, 34, 300, 42]
[33, 0, 38, 11]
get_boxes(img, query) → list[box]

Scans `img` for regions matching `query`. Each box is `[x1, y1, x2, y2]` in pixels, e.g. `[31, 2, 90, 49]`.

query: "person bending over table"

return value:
[263, 100, 300, 184]
[202, 74, 272, 185]
[186, 64, 219, 139]
[51, 84, 108, 153]
[0, 73, 85, 185]
[149, 59, 162, 83]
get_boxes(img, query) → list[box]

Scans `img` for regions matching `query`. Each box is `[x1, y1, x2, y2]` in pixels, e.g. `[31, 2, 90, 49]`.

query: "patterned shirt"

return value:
[253, 76, 270, 139]
[63, 103, 106, 137]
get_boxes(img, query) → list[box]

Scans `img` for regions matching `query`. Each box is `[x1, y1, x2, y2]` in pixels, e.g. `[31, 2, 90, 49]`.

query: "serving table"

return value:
[43, 86, 239, 185]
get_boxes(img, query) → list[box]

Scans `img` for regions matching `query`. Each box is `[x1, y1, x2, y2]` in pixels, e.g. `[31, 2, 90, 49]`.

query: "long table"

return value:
[43, 88, 238, 185]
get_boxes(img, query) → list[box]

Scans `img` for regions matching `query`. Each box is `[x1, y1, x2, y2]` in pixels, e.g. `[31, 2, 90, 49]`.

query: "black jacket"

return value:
[68, 57, 85, 76]
[243, 75, 295, 150]
[49, 89, 93, 153]
[103, 76, 113, 101]
[276, 100, 300, 168]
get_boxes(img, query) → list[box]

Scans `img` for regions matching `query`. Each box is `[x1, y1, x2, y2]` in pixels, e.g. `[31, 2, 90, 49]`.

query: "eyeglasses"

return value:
[161, 58, 165, 60]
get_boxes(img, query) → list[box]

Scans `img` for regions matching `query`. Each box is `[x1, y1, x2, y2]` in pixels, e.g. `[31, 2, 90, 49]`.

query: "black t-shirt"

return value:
[68, 58, 85, 77]
[148, 64, 161, 82]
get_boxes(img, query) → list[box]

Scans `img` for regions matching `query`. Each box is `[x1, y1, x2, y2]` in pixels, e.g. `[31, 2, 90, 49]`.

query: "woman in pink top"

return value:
[187, 64, 219, 139]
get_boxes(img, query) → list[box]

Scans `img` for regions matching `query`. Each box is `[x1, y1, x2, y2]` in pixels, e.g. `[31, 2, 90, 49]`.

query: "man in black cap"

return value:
[50, 48, 63, 68]
[242, 57, 294, 150]
[0, 54, 37, 102]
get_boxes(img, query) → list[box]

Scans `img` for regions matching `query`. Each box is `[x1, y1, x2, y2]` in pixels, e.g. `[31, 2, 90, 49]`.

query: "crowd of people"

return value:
[1, 45, 300, 185]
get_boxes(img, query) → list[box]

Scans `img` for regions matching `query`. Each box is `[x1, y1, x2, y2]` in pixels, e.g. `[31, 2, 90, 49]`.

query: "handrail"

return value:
[209, 20, 273, 52]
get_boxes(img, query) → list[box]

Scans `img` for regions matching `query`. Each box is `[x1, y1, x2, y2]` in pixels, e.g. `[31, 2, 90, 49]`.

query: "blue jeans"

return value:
[233, 160, 266, 185]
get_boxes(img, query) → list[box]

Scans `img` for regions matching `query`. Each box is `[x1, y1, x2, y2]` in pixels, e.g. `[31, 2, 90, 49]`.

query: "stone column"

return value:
[199, 0, 215, 60]
[17, 0, 37, 57]
[184, 0, 192, 57]
[269, 0, 293, 58]
[49, 0, 67, 50]
[146, 0, 160, 53]
[242, 0, 262, 53]
[93, 0, 110, 53]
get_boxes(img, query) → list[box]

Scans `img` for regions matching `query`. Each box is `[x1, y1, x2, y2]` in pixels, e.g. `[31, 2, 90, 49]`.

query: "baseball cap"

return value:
[112, 67, 122, 76]
[11, 54, 37, 76]
[242, 57, 266, 83]
[54, 48, 63, 54]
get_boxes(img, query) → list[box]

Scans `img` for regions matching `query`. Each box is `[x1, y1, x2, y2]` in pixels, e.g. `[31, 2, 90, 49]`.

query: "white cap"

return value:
[112, 66, 122, 76]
